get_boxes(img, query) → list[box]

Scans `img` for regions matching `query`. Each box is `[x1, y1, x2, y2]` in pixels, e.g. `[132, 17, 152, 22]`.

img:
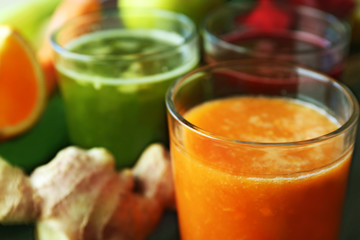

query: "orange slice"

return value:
[0, 25, 46, 140]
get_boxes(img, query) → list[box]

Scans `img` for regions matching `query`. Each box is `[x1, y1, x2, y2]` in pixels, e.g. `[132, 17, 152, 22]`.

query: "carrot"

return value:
[37, 0, 102, 96]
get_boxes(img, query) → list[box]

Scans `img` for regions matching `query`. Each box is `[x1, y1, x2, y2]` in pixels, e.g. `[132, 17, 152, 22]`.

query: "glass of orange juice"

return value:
[166, 60, 359, 240]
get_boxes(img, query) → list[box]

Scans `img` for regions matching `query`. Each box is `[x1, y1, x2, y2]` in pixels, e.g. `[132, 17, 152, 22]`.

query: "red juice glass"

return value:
[202, 2, 350, 79]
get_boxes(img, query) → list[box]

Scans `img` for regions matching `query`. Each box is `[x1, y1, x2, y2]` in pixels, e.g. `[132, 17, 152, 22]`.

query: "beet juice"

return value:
[203, 2, 350, 80]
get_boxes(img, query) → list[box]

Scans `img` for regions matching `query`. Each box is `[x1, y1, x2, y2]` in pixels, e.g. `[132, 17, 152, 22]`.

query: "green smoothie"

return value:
[56, 28, 198, 168]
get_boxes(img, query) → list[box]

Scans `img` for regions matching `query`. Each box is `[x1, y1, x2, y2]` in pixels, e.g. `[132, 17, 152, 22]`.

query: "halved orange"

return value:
[0, 25, 46, 140]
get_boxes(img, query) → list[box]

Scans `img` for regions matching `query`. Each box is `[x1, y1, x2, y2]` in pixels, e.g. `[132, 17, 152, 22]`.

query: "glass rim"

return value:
[202, 3, 350, 56]
[166, 59, 360, 147]
[50, 7, 197, 62]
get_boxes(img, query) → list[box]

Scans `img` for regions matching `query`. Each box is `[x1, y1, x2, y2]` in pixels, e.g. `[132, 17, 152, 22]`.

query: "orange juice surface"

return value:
[170, 96, 352, 240]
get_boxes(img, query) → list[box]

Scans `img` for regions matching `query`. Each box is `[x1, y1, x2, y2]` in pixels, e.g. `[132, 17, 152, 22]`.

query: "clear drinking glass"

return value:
[166, 60, 359, 240]
[51, 8, 199, 168]
[203, 2, 350, 79]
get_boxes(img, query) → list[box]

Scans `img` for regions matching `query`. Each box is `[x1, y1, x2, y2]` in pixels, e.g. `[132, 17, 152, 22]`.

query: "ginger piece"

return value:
[0, 156, 38, 223]
[31, 147, 117, 240]
[89, 144, 174, 240]
[104, 144, 174, 240]
[103, 183, 163, 240]
[0, 143, 174, 240]
[83, 171, 134, 240]
[133, 143, 175, 209]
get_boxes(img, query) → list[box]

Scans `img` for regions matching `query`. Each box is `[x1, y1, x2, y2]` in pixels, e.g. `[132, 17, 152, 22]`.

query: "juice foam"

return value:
[183, 96, 342, 175]
[57, 29, 198, 86]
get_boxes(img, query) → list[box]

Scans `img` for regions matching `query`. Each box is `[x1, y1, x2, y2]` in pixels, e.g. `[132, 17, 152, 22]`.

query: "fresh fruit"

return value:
[0, 0, 102, 96]
[37, 0, 102, 95]
[119, 0, 226, 25]
[0, 25, 46, 140]
[239, 0, 291, 30]
[0, 0, 62, 47]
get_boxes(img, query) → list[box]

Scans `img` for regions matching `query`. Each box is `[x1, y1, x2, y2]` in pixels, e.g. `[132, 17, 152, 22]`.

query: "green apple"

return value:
[118, 0, 226, 25]
[0, 0, 61, 48]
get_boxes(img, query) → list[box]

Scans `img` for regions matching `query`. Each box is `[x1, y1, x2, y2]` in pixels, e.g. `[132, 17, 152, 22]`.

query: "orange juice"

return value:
[170, 96, 352, 240]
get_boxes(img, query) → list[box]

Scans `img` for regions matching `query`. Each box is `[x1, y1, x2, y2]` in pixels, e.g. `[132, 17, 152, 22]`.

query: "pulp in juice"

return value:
[171, 96, 351, 240]
[58, 28, 198, 167]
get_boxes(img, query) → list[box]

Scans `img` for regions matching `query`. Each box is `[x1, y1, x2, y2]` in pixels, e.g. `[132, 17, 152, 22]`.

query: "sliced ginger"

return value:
[0, 144, 174, 240]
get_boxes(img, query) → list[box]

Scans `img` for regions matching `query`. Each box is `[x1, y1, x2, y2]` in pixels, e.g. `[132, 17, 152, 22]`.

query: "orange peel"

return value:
[0, 25, 46, 140]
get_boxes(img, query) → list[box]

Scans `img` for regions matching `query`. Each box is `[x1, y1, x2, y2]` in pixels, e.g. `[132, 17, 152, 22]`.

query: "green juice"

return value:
[57, 29, 198, 168]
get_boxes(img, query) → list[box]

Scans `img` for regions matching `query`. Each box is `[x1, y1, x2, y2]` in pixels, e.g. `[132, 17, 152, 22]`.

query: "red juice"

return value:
[204, 31, 345, 79]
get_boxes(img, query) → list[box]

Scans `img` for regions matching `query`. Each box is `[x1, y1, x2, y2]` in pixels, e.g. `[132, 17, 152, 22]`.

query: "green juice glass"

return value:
[51, 8, 199, 168]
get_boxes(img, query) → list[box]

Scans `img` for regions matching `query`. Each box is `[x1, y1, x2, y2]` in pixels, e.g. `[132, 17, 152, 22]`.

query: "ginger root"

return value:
[0, 157, 38, 223]
[0, 144, 174, 240]
[104, 144, 175, 240]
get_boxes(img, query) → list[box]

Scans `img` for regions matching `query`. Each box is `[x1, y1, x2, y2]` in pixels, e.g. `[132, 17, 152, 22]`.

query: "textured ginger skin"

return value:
[104, 144, 175, 240]
[83, 173, 126, 240]
[0, 157, 38, 223]
[31, 147, 118, 240]
[133, 144, 175, 209]
[30, 147, 115, 219]
[0, 144, 174, 240]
